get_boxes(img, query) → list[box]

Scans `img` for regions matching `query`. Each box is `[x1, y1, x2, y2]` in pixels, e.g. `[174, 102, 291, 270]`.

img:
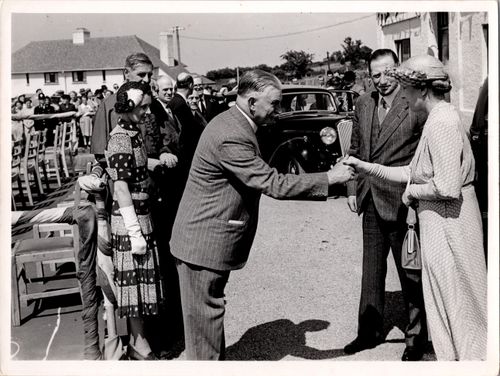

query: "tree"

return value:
[330, 51, 343, 63]
[206, 67, 236, 80]
[330, 37, 373, 68]
[271, 66, 287, 81]
[255, 64, 273, 72]
[280, 50, 314, 79]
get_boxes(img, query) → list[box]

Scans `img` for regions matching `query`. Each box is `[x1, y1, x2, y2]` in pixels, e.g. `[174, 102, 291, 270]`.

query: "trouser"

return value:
[175, 259, 230, 360]
[148, 169, 184, 352]
[358, 197, 427, 347]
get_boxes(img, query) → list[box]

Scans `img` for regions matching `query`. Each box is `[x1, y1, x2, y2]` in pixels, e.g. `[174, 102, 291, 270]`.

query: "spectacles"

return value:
[193, 85, 203, 90]
[190, 96, 200, 100]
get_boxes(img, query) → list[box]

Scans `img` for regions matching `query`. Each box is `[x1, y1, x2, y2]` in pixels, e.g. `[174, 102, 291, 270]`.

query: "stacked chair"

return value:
[11, 139, 26, 210]
[19, 132, 44, 206]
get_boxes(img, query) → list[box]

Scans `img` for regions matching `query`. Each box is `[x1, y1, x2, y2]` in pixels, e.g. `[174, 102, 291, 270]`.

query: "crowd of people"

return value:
[10, 75, 232, 150]
[13, 47, 487, 362]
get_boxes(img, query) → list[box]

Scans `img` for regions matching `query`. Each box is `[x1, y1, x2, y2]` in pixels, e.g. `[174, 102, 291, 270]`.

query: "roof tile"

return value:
[12, 34, 189, 79]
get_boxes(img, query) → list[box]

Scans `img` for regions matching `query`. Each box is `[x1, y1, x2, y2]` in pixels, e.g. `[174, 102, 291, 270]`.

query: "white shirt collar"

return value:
[379, 84, 400, 108]
[157, 98, 169, 112]
[235, 104, 258, 133]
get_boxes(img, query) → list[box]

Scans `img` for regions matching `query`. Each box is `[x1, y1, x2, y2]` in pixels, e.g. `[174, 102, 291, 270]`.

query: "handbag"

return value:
[401, 172, 422, 270]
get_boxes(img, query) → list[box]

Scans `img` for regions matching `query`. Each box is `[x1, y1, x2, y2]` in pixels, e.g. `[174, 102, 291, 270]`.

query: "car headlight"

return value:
[320, 127, 337, 145]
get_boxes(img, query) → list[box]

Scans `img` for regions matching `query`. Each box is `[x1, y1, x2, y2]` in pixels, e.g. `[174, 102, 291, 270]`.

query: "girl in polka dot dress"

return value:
[105, 81, 164, 360]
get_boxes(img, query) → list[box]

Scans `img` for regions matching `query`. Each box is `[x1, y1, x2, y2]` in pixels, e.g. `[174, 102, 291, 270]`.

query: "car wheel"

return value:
[287, 159, 305, 175]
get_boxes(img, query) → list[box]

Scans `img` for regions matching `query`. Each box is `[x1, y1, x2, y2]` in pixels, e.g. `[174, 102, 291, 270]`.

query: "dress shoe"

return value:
[126, 344, 158, 360]
[401, 346, 424, 361]
[344, 336, 384, 354]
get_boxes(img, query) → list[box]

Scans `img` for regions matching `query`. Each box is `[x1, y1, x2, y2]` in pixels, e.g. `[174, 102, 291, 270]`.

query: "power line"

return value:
[180, 14, 375, 42]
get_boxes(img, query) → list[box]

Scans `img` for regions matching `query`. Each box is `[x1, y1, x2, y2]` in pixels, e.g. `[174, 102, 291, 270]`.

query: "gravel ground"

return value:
[222, 194, 422, 361]
[10, 194, 434, 364]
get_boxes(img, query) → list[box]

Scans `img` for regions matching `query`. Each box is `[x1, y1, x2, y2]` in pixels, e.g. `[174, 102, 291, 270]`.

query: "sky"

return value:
[11, 11, 378, 75]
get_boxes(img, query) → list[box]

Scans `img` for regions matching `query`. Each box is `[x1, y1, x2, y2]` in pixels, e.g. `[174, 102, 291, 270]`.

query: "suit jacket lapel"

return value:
[372, 90, 408, 157]
[228, 106, 261, 156]
[362, 91, 378, 159]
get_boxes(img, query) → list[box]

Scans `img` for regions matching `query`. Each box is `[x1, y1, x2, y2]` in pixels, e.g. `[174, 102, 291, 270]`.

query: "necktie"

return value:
[166, 108, 180, 132]
[378, 97, 388, 124]
[199, 97, 206, 115]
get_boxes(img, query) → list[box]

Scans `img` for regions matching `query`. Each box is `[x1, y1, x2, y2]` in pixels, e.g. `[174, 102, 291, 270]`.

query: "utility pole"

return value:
[326, 51, 331, 72]
[170, 26, 185, 64]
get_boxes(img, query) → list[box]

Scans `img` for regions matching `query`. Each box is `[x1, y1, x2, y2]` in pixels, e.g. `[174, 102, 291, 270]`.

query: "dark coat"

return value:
[347, 89, 427, 221]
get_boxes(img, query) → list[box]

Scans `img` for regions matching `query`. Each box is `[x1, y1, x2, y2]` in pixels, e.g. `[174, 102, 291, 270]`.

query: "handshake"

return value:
[326, 156, 358, 185]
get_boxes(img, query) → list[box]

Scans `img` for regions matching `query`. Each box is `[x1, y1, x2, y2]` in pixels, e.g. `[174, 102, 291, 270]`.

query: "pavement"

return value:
[10, 194, 438, 363]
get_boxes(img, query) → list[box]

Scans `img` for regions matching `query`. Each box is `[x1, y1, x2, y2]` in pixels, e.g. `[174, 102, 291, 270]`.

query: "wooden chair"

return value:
[20, 132, 44, 206]
[44, 124, 63, 188]
[36, 129, 52, 193]
[11, 223, 81, 326]
[11, 139, 26, 210]
[60, 121, 75, 178]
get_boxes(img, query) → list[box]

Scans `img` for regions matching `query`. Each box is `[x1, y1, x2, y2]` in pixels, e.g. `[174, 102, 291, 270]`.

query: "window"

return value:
[25, 73, 30, 86]
[395, 39, 411, 62]
[44, 72, 58, 84]
[72, 71, 86, 83]
[437, 13, 449, 64]
[282, 92, 337, 113]
[102, 70, 106, 82]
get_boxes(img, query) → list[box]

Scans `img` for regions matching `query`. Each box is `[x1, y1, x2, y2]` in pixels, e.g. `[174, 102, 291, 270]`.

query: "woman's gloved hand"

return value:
[119, 205, 147, 255]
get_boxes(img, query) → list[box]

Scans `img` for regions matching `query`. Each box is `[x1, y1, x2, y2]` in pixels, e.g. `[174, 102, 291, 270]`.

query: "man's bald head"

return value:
[157, 75, 175, 104]
[176, 73, 194, 96]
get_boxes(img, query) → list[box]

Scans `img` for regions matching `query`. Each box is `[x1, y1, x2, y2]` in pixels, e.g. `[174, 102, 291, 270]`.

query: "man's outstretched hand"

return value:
[327, 159, 356, 185]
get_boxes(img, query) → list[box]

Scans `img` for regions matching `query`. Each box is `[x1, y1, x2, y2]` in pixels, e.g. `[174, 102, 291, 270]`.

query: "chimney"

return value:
[73, 28, 90, 44]
[159, 32, 175, 66]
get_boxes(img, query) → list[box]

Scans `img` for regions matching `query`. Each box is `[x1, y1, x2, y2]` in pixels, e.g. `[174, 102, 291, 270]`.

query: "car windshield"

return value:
[281, 92, 337, 113]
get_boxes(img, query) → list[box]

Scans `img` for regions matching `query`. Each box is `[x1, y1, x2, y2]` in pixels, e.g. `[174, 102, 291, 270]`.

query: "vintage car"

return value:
[328, 89, 360, 117]
[256, 85, 354, 178]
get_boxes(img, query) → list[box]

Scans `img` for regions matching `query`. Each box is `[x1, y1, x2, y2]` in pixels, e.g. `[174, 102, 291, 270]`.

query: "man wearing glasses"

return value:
[193, 76, 227, 122]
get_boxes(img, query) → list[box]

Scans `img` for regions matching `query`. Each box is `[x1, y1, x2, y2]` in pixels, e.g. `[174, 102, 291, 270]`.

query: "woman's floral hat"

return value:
[385, 54, 449, 88]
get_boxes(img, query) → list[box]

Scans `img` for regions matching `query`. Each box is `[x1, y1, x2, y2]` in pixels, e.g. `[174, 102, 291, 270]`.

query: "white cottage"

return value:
[12, 28, 190, 97]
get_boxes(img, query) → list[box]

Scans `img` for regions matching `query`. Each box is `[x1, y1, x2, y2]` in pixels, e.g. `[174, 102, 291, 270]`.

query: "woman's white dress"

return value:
[408, 102, 487, 360]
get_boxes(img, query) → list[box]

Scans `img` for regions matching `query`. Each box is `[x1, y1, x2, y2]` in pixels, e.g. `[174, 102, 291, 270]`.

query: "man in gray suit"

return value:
[344, 49, 427, 361]
[170, 69, 355, 360]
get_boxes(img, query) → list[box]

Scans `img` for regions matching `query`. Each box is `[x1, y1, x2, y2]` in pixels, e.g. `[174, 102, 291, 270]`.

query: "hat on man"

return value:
[343, 71, 356, 84]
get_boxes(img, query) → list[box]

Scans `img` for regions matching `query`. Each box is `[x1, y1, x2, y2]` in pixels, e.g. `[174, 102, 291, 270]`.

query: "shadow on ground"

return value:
[383, 290, 436, 361]
[225, 319, 345, 360]
[383, 290, 407, 340]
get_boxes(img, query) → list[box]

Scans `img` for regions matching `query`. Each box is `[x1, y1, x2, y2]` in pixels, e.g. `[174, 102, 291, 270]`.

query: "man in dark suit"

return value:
[34, 93, 56, 146]
[90, 52, 153, 161]
[147, 74, 186, 358]
[345, 49, 427, 361]
[170, 69, 356, 360]
[167, 73, 205, 191]
[151, 75, 181, 166]
[193, 76, 227, 122]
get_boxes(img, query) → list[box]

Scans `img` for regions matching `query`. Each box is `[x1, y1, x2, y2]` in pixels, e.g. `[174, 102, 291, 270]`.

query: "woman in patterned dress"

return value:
[105, 81, 164, 360]
[345, 55, 487, 360]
